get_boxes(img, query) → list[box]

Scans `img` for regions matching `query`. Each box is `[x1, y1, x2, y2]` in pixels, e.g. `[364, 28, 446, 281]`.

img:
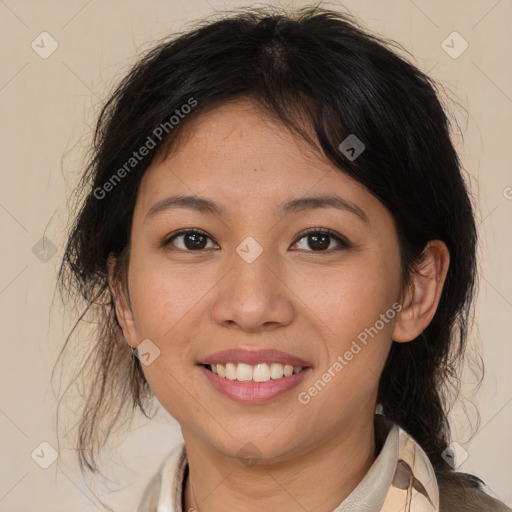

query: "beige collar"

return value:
[140, 415, 439, 512]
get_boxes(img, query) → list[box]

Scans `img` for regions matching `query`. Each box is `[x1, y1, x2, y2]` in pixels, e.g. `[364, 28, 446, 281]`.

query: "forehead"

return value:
[159, 98, 329, 175]
[135, 98, 379, 222]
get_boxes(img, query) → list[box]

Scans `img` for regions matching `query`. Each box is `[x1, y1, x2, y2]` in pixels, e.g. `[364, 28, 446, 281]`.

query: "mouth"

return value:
[200, 362, 307, 383]
[197, 349, 312, 404]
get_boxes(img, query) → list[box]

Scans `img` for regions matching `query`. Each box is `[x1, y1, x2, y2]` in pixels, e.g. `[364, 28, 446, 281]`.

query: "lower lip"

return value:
[198, 365, 311, 404]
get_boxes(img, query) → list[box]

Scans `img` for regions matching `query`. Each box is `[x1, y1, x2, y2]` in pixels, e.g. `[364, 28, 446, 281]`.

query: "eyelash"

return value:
[162, 227, 351, 253]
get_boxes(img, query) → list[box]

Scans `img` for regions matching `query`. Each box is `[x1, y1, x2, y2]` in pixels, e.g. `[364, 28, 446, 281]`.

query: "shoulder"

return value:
[137, 471, 161, 512]
[137, 443, 187, 512]
[437, 471, 512, 512]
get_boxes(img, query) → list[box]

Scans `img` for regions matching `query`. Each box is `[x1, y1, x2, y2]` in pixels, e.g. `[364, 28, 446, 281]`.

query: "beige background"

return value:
[1, 0, 511, 510]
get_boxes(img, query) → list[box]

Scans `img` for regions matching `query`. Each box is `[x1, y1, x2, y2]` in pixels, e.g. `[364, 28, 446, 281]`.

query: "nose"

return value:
[209, 244, 296, 333]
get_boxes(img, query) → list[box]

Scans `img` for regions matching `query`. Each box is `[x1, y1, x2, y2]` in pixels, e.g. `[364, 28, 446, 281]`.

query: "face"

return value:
[116, 98, 404, 461]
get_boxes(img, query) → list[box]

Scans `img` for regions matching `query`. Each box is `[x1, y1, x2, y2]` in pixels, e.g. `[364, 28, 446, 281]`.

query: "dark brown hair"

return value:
[55, 5, 484, 508]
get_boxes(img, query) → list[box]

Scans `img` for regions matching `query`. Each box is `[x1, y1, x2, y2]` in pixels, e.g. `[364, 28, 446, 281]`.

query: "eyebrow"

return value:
[144, 194, 369, 224]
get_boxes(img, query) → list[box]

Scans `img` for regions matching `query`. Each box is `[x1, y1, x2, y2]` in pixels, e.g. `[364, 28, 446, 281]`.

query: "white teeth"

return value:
[225, 362, 237, 380]
[217, 364, 226, 378]
[236, 363, 253, 382]
[253, 363, 270, 382]
[283, 364, 293, 377]
[207, 362, 305, 382]
[270, 363, 284, 379]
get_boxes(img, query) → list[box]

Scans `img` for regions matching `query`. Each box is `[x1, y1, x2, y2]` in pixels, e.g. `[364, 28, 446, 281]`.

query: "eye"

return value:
[163, 227, 351, 253]
[290, 228, 351, 252]
[163, 229, 219, 251]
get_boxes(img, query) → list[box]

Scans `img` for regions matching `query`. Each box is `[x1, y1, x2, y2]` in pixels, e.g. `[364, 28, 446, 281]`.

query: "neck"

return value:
[182, 415, 377, 512]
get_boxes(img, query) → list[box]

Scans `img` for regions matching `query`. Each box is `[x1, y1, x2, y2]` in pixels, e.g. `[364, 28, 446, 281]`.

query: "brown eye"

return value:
[291, 228, 350, 252]
[164, 229, 218, 251]
[163, 228, 350, 253]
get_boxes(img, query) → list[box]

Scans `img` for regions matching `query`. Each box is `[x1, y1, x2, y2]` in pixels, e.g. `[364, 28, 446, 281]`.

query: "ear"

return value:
[392, 240, 450, 343]
[107, 253, 138, 348]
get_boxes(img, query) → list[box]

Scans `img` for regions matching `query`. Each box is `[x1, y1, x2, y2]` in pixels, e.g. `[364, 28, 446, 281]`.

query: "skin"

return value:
[109, 97, 450, 512]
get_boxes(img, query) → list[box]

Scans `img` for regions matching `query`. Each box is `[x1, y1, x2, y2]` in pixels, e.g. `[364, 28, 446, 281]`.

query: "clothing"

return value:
[137, 415, 510, 512]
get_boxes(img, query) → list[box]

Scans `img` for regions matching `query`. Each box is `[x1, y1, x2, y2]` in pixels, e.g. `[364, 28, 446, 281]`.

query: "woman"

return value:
[56, 6, 511, 511]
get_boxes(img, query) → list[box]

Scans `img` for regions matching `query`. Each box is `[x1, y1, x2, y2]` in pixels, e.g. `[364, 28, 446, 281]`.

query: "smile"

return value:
[198, 364, 311, 404]
[203, 362, 305, 382]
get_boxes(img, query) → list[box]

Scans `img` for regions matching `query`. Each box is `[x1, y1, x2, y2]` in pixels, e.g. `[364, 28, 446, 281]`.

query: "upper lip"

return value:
[198, 349, 312, 367]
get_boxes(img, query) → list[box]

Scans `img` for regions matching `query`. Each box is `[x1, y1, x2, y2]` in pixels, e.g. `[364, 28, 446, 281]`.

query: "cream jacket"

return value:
[137, 416, 511, 512]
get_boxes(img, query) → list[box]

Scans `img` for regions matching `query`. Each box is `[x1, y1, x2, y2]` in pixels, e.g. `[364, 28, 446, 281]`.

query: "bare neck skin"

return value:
[182, 410, 376, 512]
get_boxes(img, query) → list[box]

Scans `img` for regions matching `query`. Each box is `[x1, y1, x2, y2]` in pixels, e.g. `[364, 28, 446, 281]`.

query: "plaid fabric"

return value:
[380, 417, 439, 512]
[137, 414, 508, 512]
[328, 415, 438, 512]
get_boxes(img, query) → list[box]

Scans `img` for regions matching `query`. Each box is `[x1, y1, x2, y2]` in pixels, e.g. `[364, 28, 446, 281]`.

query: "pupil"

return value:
[185, 233, 206, 250]
[310, 234, 329, 250]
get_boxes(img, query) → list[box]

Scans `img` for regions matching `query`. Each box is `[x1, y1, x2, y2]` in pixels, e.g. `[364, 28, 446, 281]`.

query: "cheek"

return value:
[296, 249, 400, 399]
[128, 249, 214, 341]
[297, 279, 396, 419]
[126, 252, 211, 422]
[295, 250, 401, 345]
